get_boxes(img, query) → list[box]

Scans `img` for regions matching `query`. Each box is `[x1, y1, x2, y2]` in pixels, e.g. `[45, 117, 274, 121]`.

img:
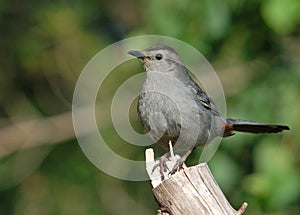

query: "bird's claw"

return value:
[152, 153, 186, 178]
[169, 157, 185, 175]
[151, 153, 171, 176]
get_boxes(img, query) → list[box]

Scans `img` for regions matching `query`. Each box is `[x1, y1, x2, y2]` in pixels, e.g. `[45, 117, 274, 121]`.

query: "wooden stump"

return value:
[145, 148, 247, 215]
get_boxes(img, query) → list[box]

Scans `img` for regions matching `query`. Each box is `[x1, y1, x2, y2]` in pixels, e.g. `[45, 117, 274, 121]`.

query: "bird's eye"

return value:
[155, 54, 163, 60]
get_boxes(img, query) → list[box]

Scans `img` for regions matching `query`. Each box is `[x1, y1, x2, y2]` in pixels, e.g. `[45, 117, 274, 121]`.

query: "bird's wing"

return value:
[187, 79, 220, 116]
[195, 93, 220, 116]
[180, 67, 221, 116]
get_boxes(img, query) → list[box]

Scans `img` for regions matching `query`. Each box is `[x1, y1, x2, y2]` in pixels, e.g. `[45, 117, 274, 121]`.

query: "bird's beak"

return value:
[128, 50, 145, 59]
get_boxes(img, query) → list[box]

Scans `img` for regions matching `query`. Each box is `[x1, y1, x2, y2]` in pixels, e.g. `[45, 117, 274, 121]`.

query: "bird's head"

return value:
[128, 45, 185, 73]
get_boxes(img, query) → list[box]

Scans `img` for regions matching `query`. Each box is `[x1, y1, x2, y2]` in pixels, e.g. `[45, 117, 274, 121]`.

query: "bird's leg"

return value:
[151, 142, 193, 179]
[151, 152, 171, 176]
[151, 141, 175, 178]
[159, 152, 171, 175]
[170, 148, 193, 175]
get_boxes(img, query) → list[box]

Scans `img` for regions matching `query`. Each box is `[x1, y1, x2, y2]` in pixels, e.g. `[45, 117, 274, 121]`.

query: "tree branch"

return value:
[146, 148, 247, 215]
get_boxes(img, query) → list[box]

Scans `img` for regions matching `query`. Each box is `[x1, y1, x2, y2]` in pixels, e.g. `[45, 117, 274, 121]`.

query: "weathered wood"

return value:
[145, 147, 247, 215]
[145, 146, 247, 215]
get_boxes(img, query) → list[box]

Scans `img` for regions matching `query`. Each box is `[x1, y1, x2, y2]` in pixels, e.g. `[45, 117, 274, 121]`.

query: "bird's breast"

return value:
[138, 72, 201, 139]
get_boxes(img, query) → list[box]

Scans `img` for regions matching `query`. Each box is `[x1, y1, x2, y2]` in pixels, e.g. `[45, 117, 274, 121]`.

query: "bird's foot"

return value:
[151, 148, 193, 179]
[169, 157, 186, 175]
[152, 153, 171, 176]
[169, 148, 193, 175]
[152, 153, 186, 178]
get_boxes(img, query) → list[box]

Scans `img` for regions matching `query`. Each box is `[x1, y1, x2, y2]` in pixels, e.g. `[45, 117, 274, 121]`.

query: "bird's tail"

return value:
[224, 118, 290, 136]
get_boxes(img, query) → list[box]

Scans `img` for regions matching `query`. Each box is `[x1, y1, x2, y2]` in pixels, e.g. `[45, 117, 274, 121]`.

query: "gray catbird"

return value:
[128, 45, 289, 170]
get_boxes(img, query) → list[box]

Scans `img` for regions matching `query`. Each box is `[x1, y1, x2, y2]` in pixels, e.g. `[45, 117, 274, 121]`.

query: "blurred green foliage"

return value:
[0, 0, 299, 214]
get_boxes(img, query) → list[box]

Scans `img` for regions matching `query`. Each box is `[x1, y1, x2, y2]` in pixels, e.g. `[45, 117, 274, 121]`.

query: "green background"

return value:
[0, 0, 299, 214]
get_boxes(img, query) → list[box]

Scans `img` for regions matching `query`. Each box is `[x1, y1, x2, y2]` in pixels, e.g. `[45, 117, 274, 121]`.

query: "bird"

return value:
[128, 45, 289, 173]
